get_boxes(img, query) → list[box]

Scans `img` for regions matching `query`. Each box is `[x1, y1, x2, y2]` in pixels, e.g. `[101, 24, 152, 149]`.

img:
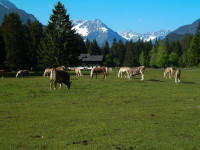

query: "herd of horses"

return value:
[0, 66, 181, 90]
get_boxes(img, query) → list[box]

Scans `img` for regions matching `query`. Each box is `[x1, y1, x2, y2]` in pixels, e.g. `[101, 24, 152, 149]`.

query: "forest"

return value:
[0, 2, 200, 71]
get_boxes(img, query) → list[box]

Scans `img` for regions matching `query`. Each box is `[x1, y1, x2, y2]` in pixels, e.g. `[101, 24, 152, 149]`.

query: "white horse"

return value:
[118, 67, 130, 78]
[74, 68, 82, 77]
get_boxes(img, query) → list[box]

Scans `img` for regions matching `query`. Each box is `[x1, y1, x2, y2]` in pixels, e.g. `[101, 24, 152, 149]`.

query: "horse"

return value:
[90, 66, 108, 79]
[43, 68, 53, 77]
[56, 66, 65, 71]
[118, 67, 130, 78]
[128, 66, 145, 81]
[0, 69, 6, 79]
[74, 68, 82, 77]
[174, 69, 181, 84]
[16, 70, 29, 78]
[164, 67, 173, 79]
[50, 69, 71, 90]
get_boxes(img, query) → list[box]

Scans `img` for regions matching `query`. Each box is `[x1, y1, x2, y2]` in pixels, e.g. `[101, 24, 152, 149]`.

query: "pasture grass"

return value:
[0, 68, 200, 150]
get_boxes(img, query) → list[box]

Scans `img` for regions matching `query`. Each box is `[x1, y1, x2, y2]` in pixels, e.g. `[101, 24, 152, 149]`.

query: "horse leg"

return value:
[141, 74, 144, 81]
[50, 80, 53, 90]
[54, 81, 57, 90]
[59, 83, 62, 89]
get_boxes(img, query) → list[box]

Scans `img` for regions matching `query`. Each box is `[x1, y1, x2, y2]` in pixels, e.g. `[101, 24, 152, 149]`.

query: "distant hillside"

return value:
[165, 19, 200, 42]
[0, 0, 37, 24]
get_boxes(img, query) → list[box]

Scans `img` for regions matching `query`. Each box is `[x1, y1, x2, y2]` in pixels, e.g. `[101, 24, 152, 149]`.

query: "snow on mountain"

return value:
[72, 19, 170, 46]
[72, 19, 126, 46]
[118, 29, 171, 42]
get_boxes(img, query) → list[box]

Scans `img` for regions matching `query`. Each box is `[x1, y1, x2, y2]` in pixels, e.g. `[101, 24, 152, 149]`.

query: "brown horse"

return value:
[90, 66, 108, 79]
[128, 66, 145, 81]
[0, 69, 6, 79]
[164, 67, 173, 79]
[174, 69, 181, 84]
[16, 70, 29, 78]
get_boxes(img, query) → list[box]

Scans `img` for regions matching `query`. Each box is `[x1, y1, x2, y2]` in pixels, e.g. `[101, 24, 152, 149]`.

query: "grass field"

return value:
[0, 68, 200, 150]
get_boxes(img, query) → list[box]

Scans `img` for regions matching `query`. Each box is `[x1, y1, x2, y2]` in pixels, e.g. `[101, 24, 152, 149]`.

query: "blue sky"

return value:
[9, 0, 200, 33]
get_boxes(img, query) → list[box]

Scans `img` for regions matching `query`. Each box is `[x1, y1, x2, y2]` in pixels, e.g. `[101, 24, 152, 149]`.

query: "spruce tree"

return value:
[0, 30, 5, 68]
[102, 41, 110, 56]
[23, 20, 43, 70]
[187, 22, 200, 67]
[117, 40, 125, 66]
[155, 41, 169, 67]
[1, 13, 25, 70]
[38, 1, 80, 69]
[88, 39, 100, 55]
[123, 41, 134, 67]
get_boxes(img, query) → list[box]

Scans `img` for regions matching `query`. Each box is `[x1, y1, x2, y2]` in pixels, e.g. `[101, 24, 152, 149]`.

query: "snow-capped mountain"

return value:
[72, 19, 171, 46]
[72, 19, 126, 46]
[118, 29, 171, 42]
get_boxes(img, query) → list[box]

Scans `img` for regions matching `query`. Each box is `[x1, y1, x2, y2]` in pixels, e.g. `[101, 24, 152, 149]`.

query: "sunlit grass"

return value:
[0, 68, 200, 149]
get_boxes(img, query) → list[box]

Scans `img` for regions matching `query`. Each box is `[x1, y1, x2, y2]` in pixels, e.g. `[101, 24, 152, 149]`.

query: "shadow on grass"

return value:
[148, 79, 164, 82]
[182, 81, 196, 84]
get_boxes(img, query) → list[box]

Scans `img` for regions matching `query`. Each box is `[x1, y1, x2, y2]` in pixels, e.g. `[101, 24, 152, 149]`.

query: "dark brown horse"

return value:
[90, 66, 108, 79]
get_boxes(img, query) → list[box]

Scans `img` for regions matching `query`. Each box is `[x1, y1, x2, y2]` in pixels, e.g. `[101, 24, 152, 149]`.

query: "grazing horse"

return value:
[43, 68, 53, 77]
[50, 69, 71, 90]
[56, 66, 65, 71]
[164, 67, 173, 79]
[118, 67, 130, 78]
[128, 66, 145, 81]
[174, 69, 181, 84]
[0, 69, 6, 79]
[90, 66, 108, 79]
[16, 70, 29, 78]
[74, 68, 82, 77]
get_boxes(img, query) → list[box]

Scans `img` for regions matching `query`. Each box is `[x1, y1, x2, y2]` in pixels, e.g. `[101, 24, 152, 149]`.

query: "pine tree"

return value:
[102, 41, 110, 56]
[117, 40, 125, 66]
[187, 22, 200, 67]
[155, 41, 169, 67]
[88, 39, 100, 55]
[38, 1, 80, 69]
[139, 51, 145, 66]
[23, 20, 43, 70]
[123, 41, 134, 67]
[85, 39, 90, 53]
[0, 30, 5, 68]
[1, 13, 25, 70]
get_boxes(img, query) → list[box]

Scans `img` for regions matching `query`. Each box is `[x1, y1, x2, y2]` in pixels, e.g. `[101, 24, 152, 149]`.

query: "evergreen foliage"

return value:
[37, 1, 80, 69]
[1, 13, 25, 70]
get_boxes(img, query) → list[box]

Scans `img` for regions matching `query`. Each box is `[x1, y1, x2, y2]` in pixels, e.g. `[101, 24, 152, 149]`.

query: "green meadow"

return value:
[0, 68, 200, 150]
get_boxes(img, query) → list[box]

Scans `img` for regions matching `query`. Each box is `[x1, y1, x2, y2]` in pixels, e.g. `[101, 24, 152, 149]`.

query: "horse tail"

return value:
[90, 68, 94, 78]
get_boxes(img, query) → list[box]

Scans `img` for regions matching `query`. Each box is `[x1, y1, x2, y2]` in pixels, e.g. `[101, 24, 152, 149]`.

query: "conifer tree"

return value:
[102, 41, 110, 56]
[23, 20, 43, 70]
[139, 51, 145, 66]
[85, 39, 91, 53]
[155, 41, 169, 67]
[1, 13, 25, 70]
[38, 1, 80, 69]
[187, 22, 200, 67]
[117, 40, 125, 66]
[88, 39, 100, 55]
[0, 30, 5, 68]
[123, 41, 134, 67]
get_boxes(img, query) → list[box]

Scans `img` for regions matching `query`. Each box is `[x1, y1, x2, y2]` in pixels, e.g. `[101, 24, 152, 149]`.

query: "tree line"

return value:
[0, 1, 200, 71]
